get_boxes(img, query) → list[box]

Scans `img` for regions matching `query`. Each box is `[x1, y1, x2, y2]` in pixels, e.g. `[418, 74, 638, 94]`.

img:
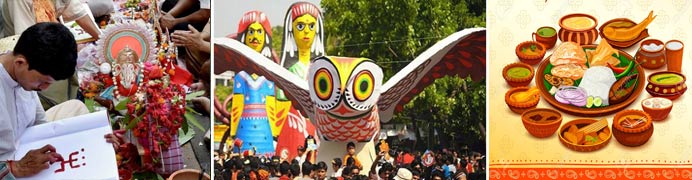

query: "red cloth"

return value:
[466, 163, 474, 174]
[279, 175, 291, 180]
[275, 107, 318, 161]
[170, 65, 193, 86]
[403, 153, 415, 164]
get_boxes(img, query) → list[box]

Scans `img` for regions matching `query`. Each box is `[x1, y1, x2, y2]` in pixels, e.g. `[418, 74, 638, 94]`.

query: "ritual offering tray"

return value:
[503, 62, 535, 87]
[558, 118, 612, 152]
[505, 86, 540, 114]
[521, 108, 562, 138]
[515, 41, 546, 65]
[646, 71, 687, 100]
[536, 42, 645, 117]
[599, 18, 650, 48]
[612, 110, 653, 147]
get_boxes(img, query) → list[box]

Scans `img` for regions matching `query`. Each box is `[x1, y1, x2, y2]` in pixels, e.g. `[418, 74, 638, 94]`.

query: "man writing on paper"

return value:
[0, 22, 88, 178]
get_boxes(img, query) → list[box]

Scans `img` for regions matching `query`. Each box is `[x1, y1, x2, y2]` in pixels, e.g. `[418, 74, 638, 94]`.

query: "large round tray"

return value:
[535, 45, 646, 117]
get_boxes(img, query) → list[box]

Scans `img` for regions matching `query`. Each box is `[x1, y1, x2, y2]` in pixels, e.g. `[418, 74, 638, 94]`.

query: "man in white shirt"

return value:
[0, 22, 79, 178]
[0, 0, 100, 39]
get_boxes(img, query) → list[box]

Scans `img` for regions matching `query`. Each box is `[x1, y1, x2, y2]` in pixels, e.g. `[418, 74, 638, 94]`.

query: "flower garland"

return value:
[117, 61, 186, 174]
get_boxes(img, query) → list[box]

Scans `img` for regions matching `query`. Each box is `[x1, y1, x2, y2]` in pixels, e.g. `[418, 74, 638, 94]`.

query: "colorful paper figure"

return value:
[273, 2, 325, 161]
[236, 11, 278, 62]
[215, 28, 486, 165]
[230, 71, 277, 155]
[229, 11, 288, 140]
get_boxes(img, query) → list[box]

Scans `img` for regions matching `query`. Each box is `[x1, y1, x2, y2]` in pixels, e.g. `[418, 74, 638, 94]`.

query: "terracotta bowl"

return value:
[521, 108, 562, 138]
[533, 26, 558, 49]
[558, 119, 611, 152]
[641, 97, 673, 121]
[503, 62, 535, 87]
[635, 39, 666, 69]
[167, 169, 211, 180]
[558, 13, 599, 45]
[515, 41, 546, 65]
[646, 71, 687, 100]
[505, 87, 540, 114]
[612, 109, 654, 147]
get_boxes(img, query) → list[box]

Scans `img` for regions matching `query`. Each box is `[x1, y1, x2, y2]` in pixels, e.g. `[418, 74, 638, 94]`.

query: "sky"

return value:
[213, 0, 323, 37]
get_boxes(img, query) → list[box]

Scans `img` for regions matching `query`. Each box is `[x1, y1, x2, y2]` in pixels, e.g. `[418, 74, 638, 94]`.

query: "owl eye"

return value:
[352, 71, 374, 101]
[309, 58, 341, 110]
[345, 60, 383, 111]
[314, 69, 333, 100]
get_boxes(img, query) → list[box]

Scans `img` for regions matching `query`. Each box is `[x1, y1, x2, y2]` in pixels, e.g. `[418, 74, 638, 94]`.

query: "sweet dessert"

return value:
[641, 97, 673, 121]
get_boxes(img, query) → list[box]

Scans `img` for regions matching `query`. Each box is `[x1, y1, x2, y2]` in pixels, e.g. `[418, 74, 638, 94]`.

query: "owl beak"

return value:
[331, 103, 354, 116]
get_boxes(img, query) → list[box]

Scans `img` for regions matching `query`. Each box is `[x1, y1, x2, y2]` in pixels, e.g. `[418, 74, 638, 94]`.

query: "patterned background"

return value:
[488, 0, 692, 168]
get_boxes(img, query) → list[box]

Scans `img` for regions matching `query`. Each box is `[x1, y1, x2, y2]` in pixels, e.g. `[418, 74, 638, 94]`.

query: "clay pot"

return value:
[503, 62, 534, 87]
[515, 41, 546, 65]
[641, 97, 673, 121]
[646, 71, 687, 100]
[521, 108, 562, 138]
[635, 39, 666, 69]
[612, 110, 653, 147]
[533, 26, 558, 49]
[505, 87, 540, 114]
[167, 169, 211, 180]
[558, 14, 599, 45]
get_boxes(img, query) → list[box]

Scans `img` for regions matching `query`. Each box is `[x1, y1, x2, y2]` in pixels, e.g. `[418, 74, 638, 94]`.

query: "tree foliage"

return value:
[321, 0, 486, 152]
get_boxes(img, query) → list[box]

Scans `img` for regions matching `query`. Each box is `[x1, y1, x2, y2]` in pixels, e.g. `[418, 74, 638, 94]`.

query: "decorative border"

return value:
[489, 168, 692, 180]
[491, 160, 692, 164]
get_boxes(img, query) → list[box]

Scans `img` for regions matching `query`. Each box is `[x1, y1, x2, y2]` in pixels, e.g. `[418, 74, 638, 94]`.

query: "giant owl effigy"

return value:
[216, 27, 485, 166]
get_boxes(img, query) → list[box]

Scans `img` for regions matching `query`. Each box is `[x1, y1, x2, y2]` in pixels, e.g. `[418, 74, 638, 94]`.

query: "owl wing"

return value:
[214, 38, 315, 117]
[378, 28, 486, 123]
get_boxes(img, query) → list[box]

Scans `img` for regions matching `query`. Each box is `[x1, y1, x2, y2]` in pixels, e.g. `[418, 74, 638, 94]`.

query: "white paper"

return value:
[15, 111, 118, 180]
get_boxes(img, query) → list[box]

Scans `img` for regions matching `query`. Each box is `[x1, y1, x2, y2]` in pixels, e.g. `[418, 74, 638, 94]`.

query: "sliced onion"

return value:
[555, 86, 588, 107]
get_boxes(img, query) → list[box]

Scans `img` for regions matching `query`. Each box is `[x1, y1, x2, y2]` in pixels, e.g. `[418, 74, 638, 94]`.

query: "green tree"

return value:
[321, 0, 485, 152]
[271, 26, 284, 54]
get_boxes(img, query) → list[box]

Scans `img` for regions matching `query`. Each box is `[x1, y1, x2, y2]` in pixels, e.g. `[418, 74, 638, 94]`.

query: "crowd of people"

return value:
[215, 141, 486, 180]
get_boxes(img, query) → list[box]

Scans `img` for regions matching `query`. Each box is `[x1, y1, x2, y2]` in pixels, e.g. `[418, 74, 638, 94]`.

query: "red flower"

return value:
[147, 66, 163, 80]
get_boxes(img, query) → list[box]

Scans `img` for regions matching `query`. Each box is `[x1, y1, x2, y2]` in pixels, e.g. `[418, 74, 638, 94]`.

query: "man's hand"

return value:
[105, 129, 127, 150]
[172, 25, 205, 50]
[11, 145, 63, 177]
[159, 12, 178, 30]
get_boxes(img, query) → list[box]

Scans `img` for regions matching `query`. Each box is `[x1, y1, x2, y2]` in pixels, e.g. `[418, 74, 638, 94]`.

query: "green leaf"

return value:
[125, 114, 143, 130]
[114, 98, 131, 111]
[181, 115, 190, 134]
[186, 91, 205, 100]
[185, 110, 206, 132]
[178, 126, 195, 145]
[85, 98, 96, 113]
